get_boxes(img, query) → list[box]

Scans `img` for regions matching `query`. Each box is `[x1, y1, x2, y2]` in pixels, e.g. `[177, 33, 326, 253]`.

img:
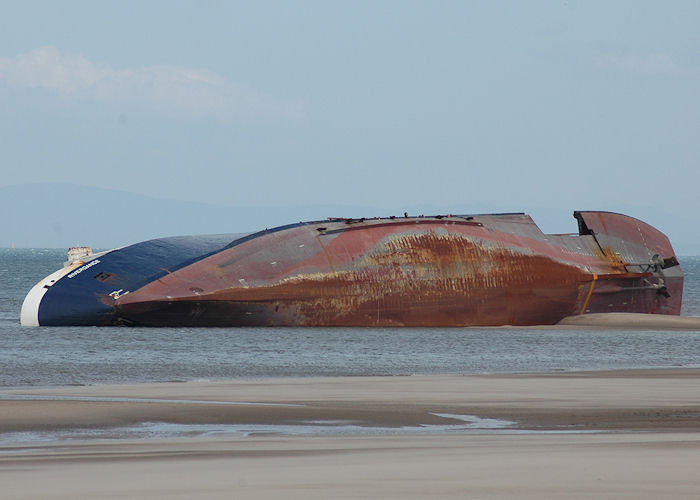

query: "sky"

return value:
[1, 1, 699, 226]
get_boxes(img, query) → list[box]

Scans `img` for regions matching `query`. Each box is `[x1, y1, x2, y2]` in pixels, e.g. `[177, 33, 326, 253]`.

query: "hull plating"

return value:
[22, 212, 683, 327]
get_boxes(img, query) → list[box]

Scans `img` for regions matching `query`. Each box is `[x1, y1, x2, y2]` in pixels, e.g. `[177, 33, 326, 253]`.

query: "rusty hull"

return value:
[114, 212, 683, 327]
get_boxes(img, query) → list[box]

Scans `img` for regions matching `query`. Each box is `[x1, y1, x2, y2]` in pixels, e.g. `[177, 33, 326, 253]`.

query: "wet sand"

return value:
[558, 312, 700, 329]
[2, 369, 700, 499]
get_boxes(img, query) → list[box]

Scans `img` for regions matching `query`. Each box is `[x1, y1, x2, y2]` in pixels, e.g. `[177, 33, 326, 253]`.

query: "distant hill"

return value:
[0, 183, 384, 249]
[1, 183, 698, 255]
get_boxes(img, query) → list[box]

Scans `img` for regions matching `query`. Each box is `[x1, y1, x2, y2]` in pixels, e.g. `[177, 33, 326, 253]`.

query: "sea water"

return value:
[1, 248, 699, 389]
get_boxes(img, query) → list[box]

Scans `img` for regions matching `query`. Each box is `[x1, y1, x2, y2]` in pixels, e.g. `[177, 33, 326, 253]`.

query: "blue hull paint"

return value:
[37, 234, 236, 326]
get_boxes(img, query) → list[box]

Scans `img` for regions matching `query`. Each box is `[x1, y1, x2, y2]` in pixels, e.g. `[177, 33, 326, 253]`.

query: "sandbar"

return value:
[2, 369, 700, 499]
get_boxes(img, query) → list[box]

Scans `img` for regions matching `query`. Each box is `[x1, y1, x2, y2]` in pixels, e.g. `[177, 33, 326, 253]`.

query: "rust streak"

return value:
[315, 233, 337, 276]
[580, 274, 598, 315]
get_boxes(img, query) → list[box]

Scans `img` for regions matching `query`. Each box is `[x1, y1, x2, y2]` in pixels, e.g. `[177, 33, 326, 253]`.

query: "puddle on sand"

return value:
[0, 413, 598, 447]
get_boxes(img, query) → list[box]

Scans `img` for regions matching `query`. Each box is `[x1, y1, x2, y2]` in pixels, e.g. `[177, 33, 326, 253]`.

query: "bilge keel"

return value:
[21, 211, 682, 327]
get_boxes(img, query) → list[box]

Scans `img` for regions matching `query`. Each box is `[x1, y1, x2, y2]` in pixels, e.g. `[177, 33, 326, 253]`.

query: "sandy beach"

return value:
[2, 369, 700, 499]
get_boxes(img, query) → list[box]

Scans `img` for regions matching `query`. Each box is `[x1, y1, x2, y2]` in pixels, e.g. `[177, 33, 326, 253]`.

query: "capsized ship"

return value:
[21, 211, 682, 327]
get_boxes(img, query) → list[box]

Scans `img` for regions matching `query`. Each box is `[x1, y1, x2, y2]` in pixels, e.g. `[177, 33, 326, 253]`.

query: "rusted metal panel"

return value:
[110, 212, 683, 327]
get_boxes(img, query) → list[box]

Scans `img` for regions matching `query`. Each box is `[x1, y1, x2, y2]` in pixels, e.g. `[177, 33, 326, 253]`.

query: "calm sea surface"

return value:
[1, 248, 699, 389]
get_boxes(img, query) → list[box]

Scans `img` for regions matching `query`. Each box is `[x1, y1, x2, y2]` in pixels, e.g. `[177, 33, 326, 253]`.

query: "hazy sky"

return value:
[1, 1, 699, 217]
